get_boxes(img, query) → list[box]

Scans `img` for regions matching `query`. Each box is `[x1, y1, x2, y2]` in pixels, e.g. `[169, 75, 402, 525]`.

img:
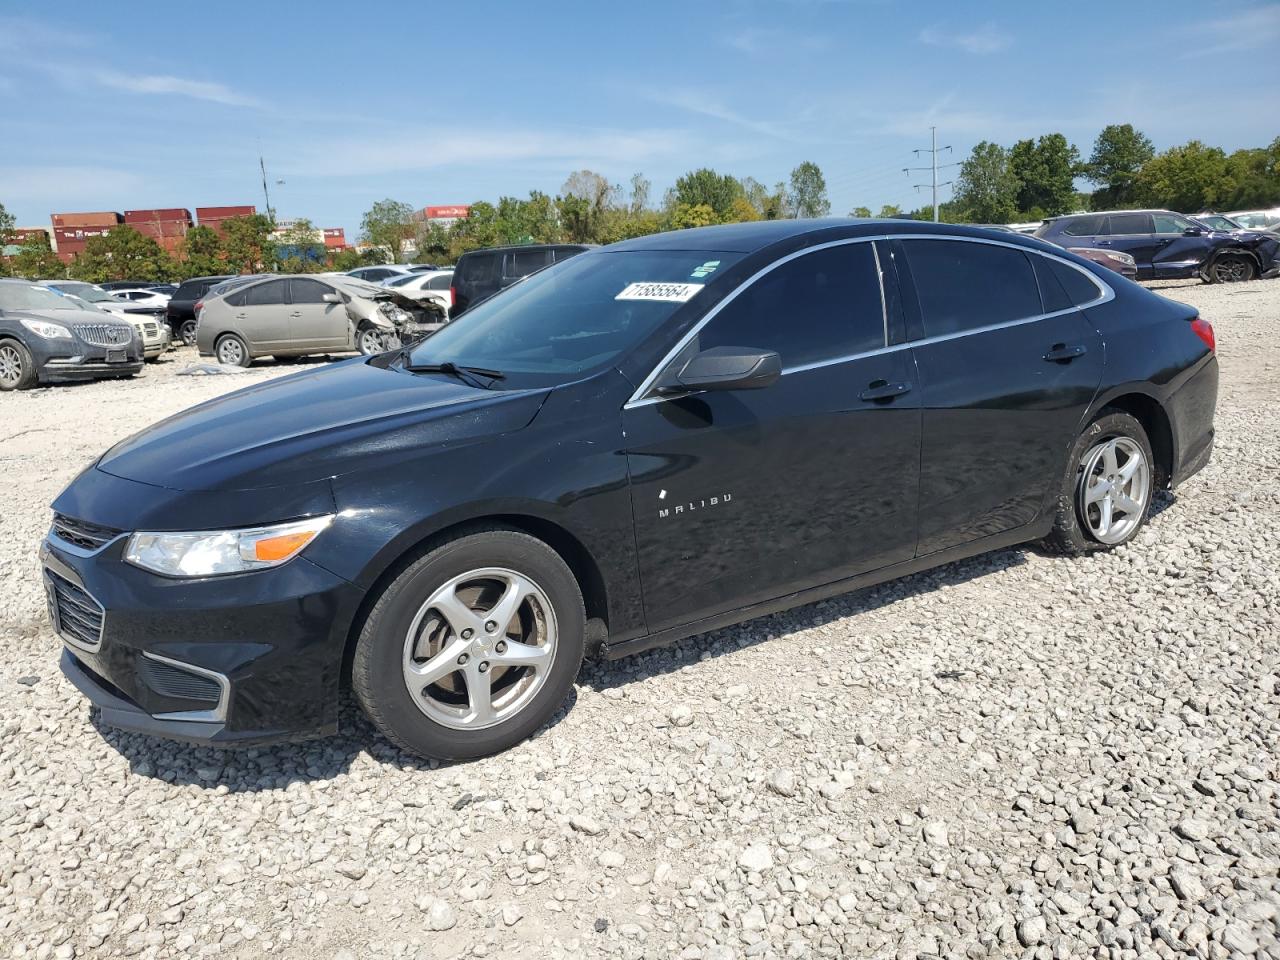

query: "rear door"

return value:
[235, 279, 291, 352]
[1152, 212, 1212, 278]
[898, 238, 1104, 555]
[623, 240, 922, 632]
[1101, 213, 1157, 277]
[287, 277, 349, 350]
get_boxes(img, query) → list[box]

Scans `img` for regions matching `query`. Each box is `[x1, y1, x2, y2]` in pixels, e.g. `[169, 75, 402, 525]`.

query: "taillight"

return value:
[449, 286, 456, 308]
[1190, 316, 1215, 353]
[194, 299, 203, 314]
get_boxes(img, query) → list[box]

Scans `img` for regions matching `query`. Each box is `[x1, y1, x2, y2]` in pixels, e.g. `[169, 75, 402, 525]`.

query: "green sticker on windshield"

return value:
[690, 260, 721, 279]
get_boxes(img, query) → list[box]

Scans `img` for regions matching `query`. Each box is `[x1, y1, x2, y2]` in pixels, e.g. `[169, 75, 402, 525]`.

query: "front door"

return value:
[895, 238, 1104, 556]
[1151, 212, 1212, 279]
[623, 241, 922, 634]
[287, 277, 349, 350]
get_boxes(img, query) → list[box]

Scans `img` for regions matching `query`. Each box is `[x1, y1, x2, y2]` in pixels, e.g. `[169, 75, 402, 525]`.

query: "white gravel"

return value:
[1, 281, 1278, 959]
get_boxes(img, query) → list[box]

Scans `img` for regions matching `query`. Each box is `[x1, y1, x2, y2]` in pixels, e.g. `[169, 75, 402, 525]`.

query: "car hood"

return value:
[96, 356, 550, 492]
[12, 306, 133, 327]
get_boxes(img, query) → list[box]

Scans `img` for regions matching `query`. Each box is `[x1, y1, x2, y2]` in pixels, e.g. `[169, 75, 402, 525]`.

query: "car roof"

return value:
[458, 243, 594, 257]
[1043, 209, 1181, 221]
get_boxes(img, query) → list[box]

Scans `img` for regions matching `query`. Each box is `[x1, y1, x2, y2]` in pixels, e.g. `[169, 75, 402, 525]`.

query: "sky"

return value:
[2, 0, 1278, 236]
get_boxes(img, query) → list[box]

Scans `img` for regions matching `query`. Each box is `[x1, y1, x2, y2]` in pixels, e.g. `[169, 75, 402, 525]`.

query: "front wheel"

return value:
[1042, 410, 1154, 555]
[353, 528, 585, 760]
[0, 338, 38, 391]
[1208, 254, 1256, 284]
[357, 325, 388, 356]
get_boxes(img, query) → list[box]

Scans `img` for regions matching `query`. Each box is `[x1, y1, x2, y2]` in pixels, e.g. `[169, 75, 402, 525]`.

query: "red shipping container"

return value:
[130, 221, 189, 239]
[196, 205, 255, 222]
[53, 226, 113, 244]
[51, 211, 122, 228]
[124, 208, 192, 224]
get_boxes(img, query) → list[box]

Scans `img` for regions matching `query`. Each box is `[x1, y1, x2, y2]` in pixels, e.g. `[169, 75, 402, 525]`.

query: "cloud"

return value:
[0, 165, 146, 207]
[643, 88, 797, 141]
[91, 69, 261, 107]
[918, 23, 1013, 55]
[0, 16, 94, 52]
[722, 27, 828, 55]
[1178, 4, 1280, 56]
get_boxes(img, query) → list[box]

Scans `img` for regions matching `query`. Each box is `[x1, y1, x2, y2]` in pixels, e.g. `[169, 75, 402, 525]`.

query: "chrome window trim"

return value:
[143, 652, 231, 724]
[871, 240, 889, 347]
[623, 233, 1114, 409]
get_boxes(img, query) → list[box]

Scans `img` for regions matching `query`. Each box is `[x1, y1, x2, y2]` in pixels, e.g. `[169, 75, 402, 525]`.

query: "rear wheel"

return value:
[215, 333, 251, 367]
[1208, 253, 1255, 284]
[0, 338, 38, 391]
[179, 320, 198, 346]
[353, 527, 585, 760]
[1043, 410, 1154, 555]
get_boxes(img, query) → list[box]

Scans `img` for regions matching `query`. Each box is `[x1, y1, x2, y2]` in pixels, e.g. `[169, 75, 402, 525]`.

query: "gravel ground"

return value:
[1, 281, 1277, 960]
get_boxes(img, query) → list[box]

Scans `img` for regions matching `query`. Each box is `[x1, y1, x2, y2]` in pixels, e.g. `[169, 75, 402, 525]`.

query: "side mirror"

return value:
[1184, 226, 1205, 236]
[668, 345, 781, 393]
[322, 292, 342, 303]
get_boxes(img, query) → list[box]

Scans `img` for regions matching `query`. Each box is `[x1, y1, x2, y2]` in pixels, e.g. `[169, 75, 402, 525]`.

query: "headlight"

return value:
[1105, 251, 1136, 266]
[124, 515, 333, 578]
[19, 319, 72, 340]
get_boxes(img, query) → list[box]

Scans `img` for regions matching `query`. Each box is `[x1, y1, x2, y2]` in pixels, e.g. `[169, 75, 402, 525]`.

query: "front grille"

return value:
[144, 323, 159, 337]
[72, 323, 133, 347]
[46, 570, 104, 650]
[51, 514, 122, 551]
[137, 657, 221, 706]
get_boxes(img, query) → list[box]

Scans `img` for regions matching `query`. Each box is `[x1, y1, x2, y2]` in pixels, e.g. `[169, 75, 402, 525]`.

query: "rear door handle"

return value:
[859, 380, 912, 401]
[1044, 343, 1087, 362]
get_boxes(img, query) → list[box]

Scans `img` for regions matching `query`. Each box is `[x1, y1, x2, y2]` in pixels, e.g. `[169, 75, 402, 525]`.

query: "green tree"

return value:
[0, 202, 15, 241]
[787, 161, 831, 218]
[220, 214, 275, 273]
[359, 199, 415, 263]
[1135, 140, 1231, 211]
[876, 204, 904, 218]
[740, 177, 788, 220]
[954, 141, 1021, 223]
[672, 169, 742, 220]
[1221, 138, 1280, 209]
[1008, 133, 1080, 217]
[849, 206, 873, 218]
[327, 248, 365, 271]
[276, 218, 324, 272]
[69, 226, 175, 282]
[1087, 124, 1155, 208]
[178, 225, 224, 278]
[667, 203, 720, 230]
[12, 234, 64, 279]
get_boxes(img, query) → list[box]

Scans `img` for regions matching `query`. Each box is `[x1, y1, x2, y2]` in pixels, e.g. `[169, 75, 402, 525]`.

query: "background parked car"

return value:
[1191, 212, 1280, 240]
[166, 275, 232, 345]
[451, 243, 591, 316]
[196, 275, 444, 366]
[38, 281, 169, 359]
[382, 269, 454, 316]
[110, 288, 171, 309]
[1035, 210, 1280, 283]
[1065, 247, 1138, 280]
[0, 279, 143, 390]
[345, 265, 414, 284]
[1224, 208, 1280, 232]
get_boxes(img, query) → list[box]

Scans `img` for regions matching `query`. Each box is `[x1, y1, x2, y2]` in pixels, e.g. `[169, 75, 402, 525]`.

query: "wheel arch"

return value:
[338, 511, 612, 688]
[1088, 389, 1175, 489]
[1202, 245, 1261, 281]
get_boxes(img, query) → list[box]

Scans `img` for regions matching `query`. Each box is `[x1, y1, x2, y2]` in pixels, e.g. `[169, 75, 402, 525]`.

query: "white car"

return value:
[111, 288, 171, 309]
[381, 269, 454, 316]
[345, 264, 415, 284]
[38, 281, 170, 360]
[1224, 208, 1280, 231]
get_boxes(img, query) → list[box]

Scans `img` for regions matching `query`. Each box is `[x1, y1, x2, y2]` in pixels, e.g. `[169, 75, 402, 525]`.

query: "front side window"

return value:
[288, 278, 330, 304]
[1153, 214, 1195, 235]
[408, 249, 743, 384]
[1106, 213, 1152, 235]
[904, 239, 1041, 338]
[695, 243, 885, 368]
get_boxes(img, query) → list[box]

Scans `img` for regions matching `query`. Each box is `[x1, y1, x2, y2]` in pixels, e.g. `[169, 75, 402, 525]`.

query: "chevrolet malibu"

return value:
[43, 220, 1218, 760]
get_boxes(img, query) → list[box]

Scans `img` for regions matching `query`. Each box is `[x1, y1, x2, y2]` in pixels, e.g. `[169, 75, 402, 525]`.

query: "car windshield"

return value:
[0, 283, 92, 312]
[52, 282, 113, 303]
[405, 248, 742, 384]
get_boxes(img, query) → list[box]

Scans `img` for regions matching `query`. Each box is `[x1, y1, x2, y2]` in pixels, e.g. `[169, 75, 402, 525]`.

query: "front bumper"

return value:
[39, 357, 144, 382]
[42, 525, 364, 747]
[1262, 256, 1280, 280]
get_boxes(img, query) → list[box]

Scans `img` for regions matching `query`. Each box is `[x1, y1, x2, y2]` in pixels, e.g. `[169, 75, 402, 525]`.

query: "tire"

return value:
[215, 333, 251, 368]
[353, 527, 585, 760]
[0, 338, 38, 391]
[1042, 410, 1155, 555]
[179, 320, 198, 346]
[1208, 253, 1256, 284]
[357, 325, 386, 356]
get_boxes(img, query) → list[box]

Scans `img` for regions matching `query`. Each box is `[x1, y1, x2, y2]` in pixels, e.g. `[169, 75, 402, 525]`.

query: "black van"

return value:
[451, 244, 591, 316]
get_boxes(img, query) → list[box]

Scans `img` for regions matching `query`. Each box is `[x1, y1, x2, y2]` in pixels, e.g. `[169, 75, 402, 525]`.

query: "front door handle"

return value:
[859, 380, 912, 401]
[290, 311, 301, 318]
[1044, 343, 1087, 363]
[1095, 240, 1113, 246]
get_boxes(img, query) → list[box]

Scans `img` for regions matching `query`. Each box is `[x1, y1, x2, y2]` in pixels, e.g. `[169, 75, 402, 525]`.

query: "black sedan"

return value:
[0, 279, 144, 390]
[44, 220, 1218, 759]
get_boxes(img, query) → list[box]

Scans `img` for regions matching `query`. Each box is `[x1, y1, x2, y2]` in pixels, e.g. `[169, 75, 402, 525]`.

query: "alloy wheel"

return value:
[180, 321, 198, 346]
[359, 328, 384, 355]
[0, 344, 24, 388]
[217, 337, 245, 365]
[1212, 256, 1252, 283]
[1077, 436, 1150, 544]
[402, 567, 557, 730]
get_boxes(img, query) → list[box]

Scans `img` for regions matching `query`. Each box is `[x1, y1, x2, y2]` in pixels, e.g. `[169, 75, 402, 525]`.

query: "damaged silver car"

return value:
[194, 274, 445, 367]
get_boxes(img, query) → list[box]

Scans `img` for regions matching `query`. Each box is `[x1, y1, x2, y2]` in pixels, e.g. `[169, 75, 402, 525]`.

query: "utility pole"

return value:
[259, 154, 274, 225]
[903, 126, 960, 222]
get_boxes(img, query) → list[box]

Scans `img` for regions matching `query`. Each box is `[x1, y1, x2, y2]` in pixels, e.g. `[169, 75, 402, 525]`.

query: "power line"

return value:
[903, 126, 960, 222]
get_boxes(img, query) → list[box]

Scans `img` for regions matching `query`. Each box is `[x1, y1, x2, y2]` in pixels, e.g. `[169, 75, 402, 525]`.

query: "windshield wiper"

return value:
[404, 360, 505, 388]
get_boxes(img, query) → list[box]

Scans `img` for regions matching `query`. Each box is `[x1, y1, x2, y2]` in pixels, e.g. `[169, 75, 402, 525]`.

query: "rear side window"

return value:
[457, 253, 498, 284]
[1106, 213, 1152, 235]
[1060, 215, 1104, 237]
[904, 239, 1041, 337]
[1031, 255, 1072, 314]
[553, 246, 585, 263]
[507, 249, 552, 277]
[1050, 261, 1104, 306]
[697, 242, 885, 368]
[288, 278, 330, 303]
[244, 279, 287, 306]
[224, 288, 248, 308]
